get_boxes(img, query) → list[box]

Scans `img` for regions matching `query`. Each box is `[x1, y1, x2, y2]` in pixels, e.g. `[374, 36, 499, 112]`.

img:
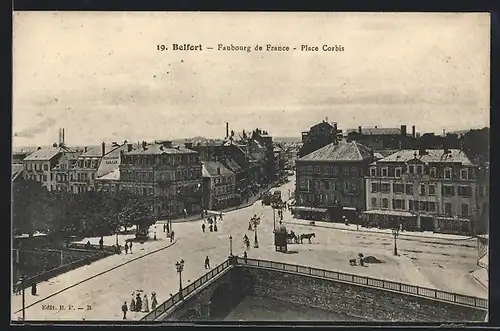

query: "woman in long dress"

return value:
[151, 292, 158, 310]
[142, 294, 150, 312]
[129, 292, 136, 312]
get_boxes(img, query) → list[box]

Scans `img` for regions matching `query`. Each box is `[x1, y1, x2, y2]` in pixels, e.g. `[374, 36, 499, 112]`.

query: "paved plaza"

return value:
[12, 179, 487, 321]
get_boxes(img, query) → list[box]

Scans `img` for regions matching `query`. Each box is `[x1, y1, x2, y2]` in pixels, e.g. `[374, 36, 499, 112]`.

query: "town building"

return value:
[294, 140, 374, 222]
[345, 125, 418, 150]
[94, 142, 135, 194]
[363, 147, 485, 235]
[201, 161, 239, 210]
[299, 120, 342, 158]
[119, 140, 203, 218]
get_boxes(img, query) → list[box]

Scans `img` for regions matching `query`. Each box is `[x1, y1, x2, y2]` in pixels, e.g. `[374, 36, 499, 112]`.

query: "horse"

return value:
[300, 233, 315, 244]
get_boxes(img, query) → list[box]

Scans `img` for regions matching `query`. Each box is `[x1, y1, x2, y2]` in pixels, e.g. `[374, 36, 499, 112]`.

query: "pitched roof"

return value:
[298, 140, 372, 162]
[125, 143, 197, 156]
[23, 148, 61, 161]
[202, 161, 234, 177]
[223, 157, 243, 173]
[376, 149, 474, 166]
[80, 144, 119, 157]
[12, 164, 24, 181]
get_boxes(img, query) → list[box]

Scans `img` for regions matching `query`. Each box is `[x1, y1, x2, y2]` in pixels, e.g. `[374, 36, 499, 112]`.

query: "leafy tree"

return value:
[12, 179, 48, 236]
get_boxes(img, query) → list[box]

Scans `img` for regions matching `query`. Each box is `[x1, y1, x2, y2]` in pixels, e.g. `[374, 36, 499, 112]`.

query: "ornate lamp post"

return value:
[251, 214, 261, 248]
[229, 236, 233, 256]
[175, 259, 185, 299]
[392, 228, 399, 256]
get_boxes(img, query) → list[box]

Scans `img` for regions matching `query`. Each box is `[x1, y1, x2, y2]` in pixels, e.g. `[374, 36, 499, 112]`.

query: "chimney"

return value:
[217, 166, 221, 175]
[127, 143, 133, 152]
[84, 146, 88, 153]
[101, 142, 106, 156]
[62, 128, 65, 145]
[412, 125, 416, 138]
[418, 147, 427, 156]
[358, 126, 362, 134]
[333, 122, 338, 131]
[400, 125, 407, 136]
[185, 142, 193, 149]
[142, 141, 147, 150]
[443, 137, 449, 154]
[226, 122, 229, 138]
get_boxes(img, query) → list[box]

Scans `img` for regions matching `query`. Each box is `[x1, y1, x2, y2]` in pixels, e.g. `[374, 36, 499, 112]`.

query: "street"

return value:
[11, 178, 486, 321]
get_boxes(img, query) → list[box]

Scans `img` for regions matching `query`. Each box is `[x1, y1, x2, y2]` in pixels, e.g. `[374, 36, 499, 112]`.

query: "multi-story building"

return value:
[70, 141, 134, 194]
[201, 161, 239, 210]
[299, 120, 342, 158]
[346, 125, 418, 150]
[119, 140, 203, 218]
[294, 140, 374, 222]
[364, 147, 485, 235]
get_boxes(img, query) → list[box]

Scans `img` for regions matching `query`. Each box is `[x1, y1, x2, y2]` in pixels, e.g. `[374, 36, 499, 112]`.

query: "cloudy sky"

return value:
[12, 12, 490, 147]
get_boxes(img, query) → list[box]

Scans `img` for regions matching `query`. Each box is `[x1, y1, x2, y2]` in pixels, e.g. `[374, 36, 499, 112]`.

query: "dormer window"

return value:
[444, 168, 452, 179]
[408, 165, 414, 174]
[460, 169, 468, 180]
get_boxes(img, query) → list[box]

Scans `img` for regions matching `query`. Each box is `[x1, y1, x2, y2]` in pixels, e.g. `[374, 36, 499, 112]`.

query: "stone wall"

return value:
[242, 267, 486, 322]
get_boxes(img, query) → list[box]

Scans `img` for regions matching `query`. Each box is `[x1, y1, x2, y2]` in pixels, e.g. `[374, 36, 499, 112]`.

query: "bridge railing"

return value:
[141, 259, 232, 321]
[238, 257, 488, 310]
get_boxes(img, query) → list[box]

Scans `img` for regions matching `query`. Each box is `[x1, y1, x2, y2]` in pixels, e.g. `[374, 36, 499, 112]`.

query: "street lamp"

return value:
[21, 275, 26, 321]
[175, 259, 185, 299]
[392, 228, 399, 256]
[229, 236, 233, 256]
[251, 214, 261, 248]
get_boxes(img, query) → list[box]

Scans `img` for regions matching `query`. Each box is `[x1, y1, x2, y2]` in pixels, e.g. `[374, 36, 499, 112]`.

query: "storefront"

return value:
[435, 216, 473, 235]
[362, 210, 416, 229]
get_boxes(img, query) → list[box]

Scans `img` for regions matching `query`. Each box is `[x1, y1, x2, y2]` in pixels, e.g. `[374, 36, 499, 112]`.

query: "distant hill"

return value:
[273, 136, 302, 143]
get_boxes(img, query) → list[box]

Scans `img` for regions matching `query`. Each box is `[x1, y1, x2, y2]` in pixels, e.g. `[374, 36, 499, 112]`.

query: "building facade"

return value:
[346, 125, 418, 150]
[119, 141, 203, 218]
[201, 161, 239, 210]
[364, 148, 484, 235]
[294, 140, 374, 222]
[299, 121, 342, 158]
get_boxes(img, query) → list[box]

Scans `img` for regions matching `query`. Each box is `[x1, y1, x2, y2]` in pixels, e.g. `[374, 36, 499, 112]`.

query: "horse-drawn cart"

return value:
[274, 222, 287, 252]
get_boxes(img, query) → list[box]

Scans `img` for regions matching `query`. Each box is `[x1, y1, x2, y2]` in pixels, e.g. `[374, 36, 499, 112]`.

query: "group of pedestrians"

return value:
[124, 241, 133, 254]
[121, 291, 158, 319]
[201, 212, 223, 233]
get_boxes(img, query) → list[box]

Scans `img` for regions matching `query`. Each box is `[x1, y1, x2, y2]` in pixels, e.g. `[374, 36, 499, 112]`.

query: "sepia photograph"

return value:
[11, 11, 490, 323]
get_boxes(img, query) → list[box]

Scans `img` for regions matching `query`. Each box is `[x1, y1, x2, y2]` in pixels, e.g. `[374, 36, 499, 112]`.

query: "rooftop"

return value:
[22, 146, 79, 161]
[375, 149, 474, 166]
[202, 161, 234, 177]
[298, 140, 372, 162]
[125, 143, 197, 156]
[346, 127, 401, 136]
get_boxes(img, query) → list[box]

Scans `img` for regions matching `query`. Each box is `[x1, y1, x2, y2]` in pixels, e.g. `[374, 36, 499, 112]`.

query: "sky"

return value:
[12, 12, 490, 147]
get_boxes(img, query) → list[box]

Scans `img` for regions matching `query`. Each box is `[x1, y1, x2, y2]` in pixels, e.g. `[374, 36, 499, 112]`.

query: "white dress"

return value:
[142, 296, 150, 312]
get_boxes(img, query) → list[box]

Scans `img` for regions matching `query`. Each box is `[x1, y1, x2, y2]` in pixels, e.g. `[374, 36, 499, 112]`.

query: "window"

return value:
[351, 167, 357, 176]
[420, 184, 426, 196]
[458, 186, 471, 197]
[393, 183, 404, 194]
[382, 198, 389, 209]
[299, 177, 306, 189]
[406, 184, 414, 195]
[445, 203, 452, 216]
[382, 168, 388, 177]
[444, 168, 452, 179]
[371, 197, 377, 207]
[351, 183, 357, 192]
[44, 164, 48, 171]
[344, 181, 349, 191]
[409, 200, 414, 210]
[343, 167, 349, 176]
[371, 182, 379, 193]
[416, 165, 422, 174]
[460, 169, 468, 180]
[408, 165, 414, 174]
[443, 185, 455, 197]
[325, 181, 330, 190]
[428, 184, 435, 196]
[461, 204, 469, 217]
[419, 201, 428, 211]
[50, 173, 53, 181]
[381, 183, 390, 193]
[395, 168, 402, 177]
[149, 172, 153, 182]
[42, 175, 47, 182]
[429, 167, 436, 177]
[388, 167, 395, 177]
[370, 168, 376, 177]
[91, 173, 95, 180]
[429, 202, 436, 212]
[393, 199, 405, 210]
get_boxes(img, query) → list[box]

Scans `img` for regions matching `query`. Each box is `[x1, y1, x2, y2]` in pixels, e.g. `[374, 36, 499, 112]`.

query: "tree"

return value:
[12, 179, 48, 236]
[115, 191, 156, 232]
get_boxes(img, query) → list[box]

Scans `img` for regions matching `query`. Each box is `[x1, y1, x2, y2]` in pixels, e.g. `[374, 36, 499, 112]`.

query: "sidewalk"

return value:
[471, 268, 488, 290]
[283, 218, 475, 242]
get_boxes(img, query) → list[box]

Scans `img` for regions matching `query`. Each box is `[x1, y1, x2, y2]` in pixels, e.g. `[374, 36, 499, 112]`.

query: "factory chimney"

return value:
[226, 122, 229, 138]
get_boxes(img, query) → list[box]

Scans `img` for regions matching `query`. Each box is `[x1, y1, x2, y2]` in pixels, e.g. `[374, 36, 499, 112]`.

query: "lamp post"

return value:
[175, 259, 185, 299]
[229, 236, 233, 256]
[21, 275, 26, 321]
[392, 228, 399, 256]
[251, 214, 261, 248]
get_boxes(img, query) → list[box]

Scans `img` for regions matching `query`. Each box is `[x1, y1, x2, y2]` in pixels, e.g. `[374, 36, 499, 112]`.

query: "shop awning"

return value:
[213, 193, 241, 201]
[435, 216, 470, 222]
[363, 210, 415, 217]
[292, 206, 328, 213]
[343, 207, 357, 211]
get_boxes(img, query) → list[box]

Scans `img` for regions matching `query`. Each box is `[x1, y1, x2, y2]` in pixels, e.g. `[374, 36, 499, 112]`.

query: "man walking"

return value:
[121, 301, 128, 319]
[204, 256, 211, 269]
[202, 223, 206, 232]
[243, 251, 248, 264]
[124, 243, 129, 254]
[129, 241, 133, 254]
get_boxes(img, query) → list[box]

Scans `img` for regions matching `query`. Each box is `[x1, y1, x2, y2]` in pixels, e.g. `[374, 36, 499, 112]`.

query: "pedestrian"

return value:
[166, 222, 170, 234]
[209, 224, 213, 232]
[154, 232, 157, 240]
[130, 293, 136, 312]
[214, 224, 218, 232]
[142, 294, 149, 313]
[219, 212, 223, 221]
[183, 208, 187, 218]
[243, 251, 248, 264]
[163, 224, 166, 232]
[204, 256, 210, 269]
[170, 231, 175, 242]
[135, 293, 142, 311]
[129, 241, 133, 254]
[151, 292, 158, 310]
[99, 237, 104, 250]
[202, 223, 206, 232]
[248, 221, 253, 231]
[125, 243, 129, 254]
[31, 283, 37, 296]
[121, 301, 128, 319]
